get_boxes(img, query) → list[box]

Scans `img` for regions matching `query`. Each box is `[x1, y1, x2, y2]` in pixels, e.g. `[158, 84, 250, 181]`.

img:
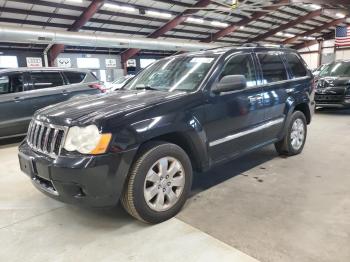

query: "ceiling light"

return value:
[146, 10, 173, 18]
[284, 33, 296, 38]
[186, 17, 204, 24]
[240, 26, 245, 29]
[336, 13, 346, 18]
[276, 32, 284, 36]
[211, 21, 229, 27]
[310, 4, 321, 10]
[67, 0, 83, 3]
[104, 3, 137, 12]
[303, 36, 316, 40]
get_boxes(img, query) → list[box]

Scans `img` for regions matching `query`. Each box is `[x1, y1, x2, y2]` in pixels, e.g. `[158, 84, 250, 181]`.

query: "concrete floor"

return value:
[179, 108, 350, 262]
[1, 108, 349, 262]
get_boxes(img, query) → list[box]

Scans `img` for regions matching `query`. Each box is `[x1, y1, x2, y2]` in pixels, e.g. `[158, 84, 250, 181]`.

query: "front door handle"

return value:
[62, 90, 69, 96]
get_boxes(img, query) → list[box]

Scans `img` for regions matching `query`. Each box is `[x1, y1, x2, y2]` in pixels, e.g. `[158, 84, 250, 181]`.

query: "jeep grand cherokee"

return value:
[18, 46, 315, 223]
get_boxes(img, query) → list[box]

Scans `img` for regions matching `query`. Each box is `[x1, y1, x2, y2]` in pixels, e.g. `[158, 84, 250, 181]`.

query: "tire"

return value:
[275, 111, 307, 156]
[121, 141, 192, 224]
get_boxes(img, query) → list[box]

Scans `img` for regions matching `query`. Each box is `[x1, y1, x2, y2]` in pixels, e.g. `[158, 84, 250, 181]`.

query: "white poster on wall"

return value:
[57, 58, 72, 68]
[105, 59, 117, 68]
[127, 59, 137, 67]
[0, 56, 18, 68]
[26, 57, 42, 68]
[77, 58, 100, 69]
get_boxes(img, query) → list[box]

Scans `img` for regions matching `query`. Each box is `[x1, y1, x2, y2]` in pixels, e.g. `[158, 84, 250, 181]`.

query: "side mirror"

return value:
[212, 75, 247, 94]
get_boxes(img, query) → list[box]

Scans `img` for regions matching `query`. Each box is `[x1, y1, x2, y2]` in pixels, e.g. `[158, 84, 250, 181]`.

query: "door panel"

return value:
[204, 53, 265, 163]
[256, 52, 289, 141]
[0, 72, 29, 137]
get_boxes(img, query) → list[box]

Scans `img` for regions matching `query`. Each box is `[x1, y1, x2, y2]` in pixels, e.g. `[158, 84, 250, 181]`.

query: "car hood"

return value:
[35, 90, 187, 125]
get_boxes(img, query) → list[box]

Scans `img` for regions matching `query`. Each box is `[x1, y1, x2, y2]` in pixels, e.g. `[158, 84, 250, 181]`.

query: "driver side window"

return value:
[220, 54, 257, 88]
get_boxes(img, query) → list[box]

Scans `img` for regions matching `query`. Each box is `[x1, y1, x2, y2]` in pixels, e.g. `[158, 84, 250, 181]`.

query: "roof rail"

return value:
[243, 43, 287, 48]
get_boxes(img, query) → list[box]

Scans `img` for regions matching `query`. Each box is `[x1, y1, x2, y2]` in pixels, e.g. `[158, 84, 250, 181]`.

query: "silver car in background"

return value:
[0, 68, 105, 139]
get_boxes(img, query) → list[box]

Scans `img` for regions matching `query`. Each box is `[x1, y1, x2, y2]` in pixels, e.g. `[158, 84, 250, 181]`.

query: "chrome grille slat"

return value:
[26, 120, 68, 158]
[50, 129, 59, 154]
[37, 125, 45, 149]
[33, 124, 40, 147]
[43, 127, 51, 153]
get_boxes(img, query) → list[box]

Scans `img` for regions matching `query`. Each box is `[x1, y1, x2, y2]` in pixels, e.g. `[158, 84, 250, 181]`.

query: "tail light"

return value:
[89, 83, 106, 93]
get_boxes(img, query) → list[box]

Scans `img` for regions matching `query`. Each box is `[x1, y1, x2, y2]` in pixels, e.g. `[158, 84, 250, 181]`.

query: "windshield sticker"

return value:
[190, 57, 214, 64]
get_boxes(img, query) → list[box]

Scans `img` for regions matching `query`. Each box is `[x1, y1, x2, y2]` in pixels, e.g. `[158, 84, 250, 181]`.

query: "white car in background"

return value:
[105, 75, 134, 92]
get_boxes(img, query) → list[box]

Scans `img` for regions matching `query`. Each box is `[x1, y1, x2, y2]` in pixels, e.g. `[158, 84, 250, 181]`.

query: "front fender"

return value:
[109, 112, 210, 171]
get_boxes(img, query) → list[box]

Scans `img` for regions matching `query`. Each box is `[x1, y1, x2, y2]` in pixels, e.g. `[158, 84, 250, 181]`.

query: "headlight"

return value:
[63, 125, 112, 155]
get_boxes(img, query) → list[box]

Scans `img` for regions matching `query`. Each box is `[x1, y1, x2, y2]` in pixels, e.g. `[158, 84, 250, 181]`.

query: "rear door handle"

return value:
[286, 88, 295, 94]
[62, 90, 69, 96]
[249, 95, 263, 103]
[14, 97, 24, 102]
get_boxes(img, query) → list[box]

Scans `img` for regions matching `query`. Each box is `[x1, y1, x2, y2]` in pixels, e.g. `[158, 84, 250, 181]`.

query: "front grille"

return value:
[27, 120, 68, 158]
[315, 94, 345, 103]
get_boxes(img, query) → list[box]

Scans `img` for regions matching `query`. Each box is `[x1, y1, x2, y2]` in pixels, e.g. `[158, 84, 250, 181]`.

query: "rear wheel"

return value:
[275, 111, 307, 156]
[121, 142, 192, 224]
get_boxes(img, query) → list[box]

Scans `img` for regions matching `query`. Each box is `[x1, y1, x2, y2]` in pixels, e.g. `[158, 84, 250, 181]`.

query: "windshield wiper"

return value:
[135, 86, 160, 91]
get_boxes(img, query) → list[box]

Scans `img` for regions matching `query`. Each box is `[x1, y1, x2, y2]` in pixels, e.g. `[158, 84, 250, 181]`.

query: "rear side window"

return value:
[30, 72, 64, 90]
[258, 53, 288, 83]
[0, 76, 9, 94]
[285, 53, 307, 78]
[64, 71, 86, 84]
[11, 73, 24, 93]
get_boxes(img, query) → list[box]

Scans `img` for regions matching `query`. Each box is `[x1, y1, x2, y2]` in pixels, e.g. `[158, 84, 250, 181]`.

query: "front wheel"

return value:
[121, 142, 192, 224]
[275, 111, 307, 156]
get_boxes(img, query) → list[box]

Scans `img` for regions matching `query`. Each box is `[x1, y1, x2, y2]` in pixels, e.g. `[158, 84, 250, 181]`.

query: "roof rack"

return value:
[242, 43, 287, 48]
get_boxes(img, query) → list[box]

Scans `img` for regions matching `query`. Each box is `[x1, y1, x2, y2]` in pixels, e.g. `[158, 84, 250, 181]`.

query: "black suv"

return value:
[18, 46, 315, 223]
[315, 60, 350, 108]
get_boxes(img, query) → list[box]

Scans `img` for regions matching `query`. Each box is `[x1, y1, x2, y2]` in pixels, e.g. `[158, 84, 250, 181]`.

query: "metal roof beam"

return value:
[293, 31, 335, 50]
[284, 18, 345, 45]
[49, 0, 105, 65]
[248, 9, 322, 42]
[120, 0, 211, 65]
[201, 0, 289, 43]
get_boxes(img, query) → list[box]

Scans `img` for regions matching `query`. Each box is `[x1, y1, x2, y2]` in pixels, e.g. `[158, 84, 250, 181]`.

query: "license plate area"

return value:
[18, 153, 35, 178]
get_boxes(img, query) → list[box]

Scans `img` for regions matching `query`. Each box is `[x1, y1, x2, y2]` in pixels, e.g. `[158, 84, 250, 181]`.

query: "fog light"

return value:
[345, 98, 350, 104]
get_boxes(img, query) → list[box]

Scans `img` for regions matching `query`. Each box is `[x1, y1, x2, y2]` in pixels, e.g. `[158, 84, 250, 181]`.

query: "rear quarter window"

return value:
[84, 72, 99, 83]
[0, 75, 9, 94]
[285, 53, 308, 78]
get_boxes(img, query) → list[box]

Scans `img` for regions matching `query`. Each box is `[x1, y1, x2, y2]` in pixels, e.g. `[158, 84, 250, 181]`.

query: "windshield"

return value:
[124, 56, 217, 92]
[113, 76, 130, 84]
[319, 62, 350, 77]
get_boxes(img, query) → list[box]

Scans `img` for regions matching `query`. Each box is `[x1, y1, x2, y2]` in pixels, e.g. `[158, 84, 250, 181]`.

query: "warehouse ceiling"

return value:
[0, 0, 348, 56]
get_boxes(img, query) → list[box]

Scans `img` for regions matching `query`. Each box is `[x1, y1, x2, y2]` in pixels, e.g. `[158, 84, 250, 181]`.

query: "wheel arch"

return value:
[137, 131, 208, 172]
[294, 102, 311, 124]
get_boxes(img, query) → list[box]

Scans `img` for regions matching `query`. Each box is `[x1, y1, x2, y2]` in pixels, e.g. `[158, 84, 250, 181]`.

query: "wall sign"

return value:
[26, 57, 42, 68]
[57, 58, 72, 68]
[77, 58, 100, 69]
[127, 59, 137, 67]
[105, 58, 117, 68]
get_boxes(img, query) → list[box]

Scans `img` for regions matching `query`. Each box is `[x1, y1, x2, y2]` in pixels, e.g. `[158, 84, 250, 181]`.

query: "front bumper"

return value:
[315, 94, 350, 108]
[18, 141, 137, 207]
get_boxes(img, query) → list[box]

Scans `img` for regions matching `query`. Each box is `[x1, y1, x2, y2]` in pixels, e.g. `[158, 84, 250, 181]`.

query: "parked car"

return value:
[19, 45, 315, 223]
[312, 63, 330, 77]
[105, 75, 134, 92]
[0, 68, 105, 139]
[315, 60, 350, 108]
